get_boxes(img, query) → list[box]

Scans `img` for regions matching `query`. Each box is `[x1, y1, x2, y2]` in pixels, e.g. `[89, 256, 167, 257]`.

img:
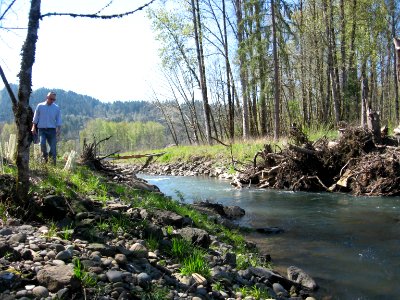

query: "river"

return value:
[139, 174, 400, 300]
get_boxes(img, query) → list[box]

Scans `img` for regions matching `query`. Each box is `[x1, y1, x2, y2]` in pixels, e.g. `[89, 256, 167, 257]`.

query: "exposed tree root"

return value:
[241, 125, 400, 196]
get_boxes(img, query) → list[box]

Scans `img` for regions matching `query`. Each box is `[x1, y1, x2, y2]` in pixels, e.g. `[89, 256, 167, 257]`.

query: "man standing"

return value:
[31, 92, 62, 165]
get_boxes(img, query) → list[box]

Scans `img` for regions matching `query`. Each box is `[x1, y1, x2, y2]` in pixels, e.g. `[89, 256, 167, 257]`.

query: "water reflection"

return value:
[139, 174, 400, 299]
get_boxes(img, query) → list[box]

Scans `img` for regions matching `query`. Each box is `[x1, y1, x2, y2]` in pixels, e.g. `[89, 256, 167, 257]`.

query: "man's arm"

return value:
[32, 104, 40, 133]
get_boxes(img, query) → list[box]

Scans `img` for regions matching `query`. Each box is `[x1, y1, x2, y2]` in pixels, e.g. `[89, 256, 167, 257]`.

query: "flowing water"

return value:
[139, 174, 400, 300]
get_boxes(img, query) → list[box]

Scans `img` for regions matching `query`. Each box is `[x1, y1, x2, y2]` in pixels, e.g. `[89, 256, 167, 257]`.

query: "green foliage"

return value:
[146, 234, 159, 251]
[0, 202, 9, 224]
[44, 222, 58, 238]
[165, 225, 174, 235]
[302, 124, 338, 142]
[80, 119, 166, 154]
[140, 285, 170, 300]
[69, 168, 109, 202]
[60, 224, 74, 240]
[170, 237, 193, 259]
[211, 280, 224, 291]
[180, 248, 211, 278]
[110, 215, 132, 235]
[96, 219, 109, 231]
[236, 253, 272, 270]
[73, 258, 97, 287]
[236, 285, 270, 300]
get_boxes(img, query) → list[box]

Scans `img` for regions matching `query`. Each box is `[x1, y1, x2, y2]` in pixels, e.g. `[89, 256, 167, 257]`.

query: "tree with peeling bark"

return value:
[0, 0, 157, 205]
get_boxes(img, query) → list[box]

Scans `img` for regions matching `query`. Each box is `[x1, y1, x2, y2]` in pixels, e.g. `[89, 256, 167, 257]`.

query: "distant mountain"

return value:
[0, 85, 163, 140]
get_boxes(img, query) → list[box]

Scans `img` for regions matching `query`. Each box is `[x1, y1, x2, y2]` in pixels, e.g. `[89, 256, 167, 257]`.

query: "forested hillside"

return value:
[0, 85, 163, 141]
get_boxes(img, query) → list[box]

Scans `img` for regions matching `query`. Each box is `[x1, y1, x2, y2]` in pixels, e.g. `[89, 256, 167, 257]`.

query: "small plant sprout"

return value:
[73, 257, 97, 287]
[44, 222, 58, 238]
[60, 224, 74, 240]
[146, 234, 159, 251]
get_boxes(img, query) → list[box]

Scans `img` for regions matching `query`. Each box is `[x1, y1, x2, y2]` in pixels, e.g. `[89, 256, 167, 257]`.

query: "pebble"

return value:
[106, 270, 123, 282]
[32, 286, 49, 298]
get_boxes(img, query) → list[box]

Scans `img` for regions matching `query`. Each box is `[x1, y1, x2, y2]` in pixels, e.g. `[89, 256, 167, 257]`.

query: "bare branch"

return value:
[95, 0, 114, 15]
[0, 0, 17, 21]
[0, 64, 17, 106]
[41, 0, 157, 19]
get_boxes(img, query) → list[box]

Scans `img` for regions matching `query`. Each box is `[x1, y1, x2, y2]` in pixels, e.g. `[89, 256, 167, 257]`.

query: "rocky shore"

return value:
[0, 165, 320, 300]
[127, 157, 235, 181]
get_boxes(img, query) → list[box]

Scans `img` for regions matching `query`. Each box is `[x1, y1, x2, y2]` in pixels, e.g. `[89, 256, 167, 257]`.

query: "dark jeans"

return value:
[38, 128, 57, 164]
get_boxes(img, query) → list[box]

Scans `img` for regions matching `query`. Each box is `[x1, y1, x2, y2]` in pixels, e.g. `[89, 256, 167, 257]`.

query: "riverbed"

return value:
[139, 174, 400, 300]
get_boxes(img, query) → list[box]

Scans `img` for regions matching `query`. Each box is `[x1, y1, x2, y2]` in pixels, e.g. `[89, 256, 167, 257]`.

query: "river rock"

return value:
[106, 270, 123, 282]
[137, 272, 151, 288]
[32, 286, 49, 298]
[176, 227, 211, 248]
[223, 205, 245, 219]
[256, 226, 284, 234]
[287, 266, 318, 290]
[36, 265, 80, 292]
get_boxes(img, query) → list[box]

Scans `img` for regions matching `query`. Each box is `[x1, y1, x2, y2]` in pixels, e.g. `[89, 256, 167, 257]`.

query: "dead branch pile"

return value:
[239, 126, 400, 196]
[79, 136, 115, 172]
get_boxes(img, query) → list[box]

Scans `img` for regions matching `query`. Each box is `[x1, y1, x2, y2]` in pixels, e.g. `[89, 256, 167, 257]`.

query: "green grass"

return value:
[114, 128, 339, 168]
[60, 224, 74, 240]
[179, 248, 211, 278]
[0, 202, 8, 224]
[115, 140, 270, 166]
[73, 257, 97, 287]
[236, 285, 271, 300]
[170, 237, 193, 259]
[236, 252, 272, 270]
[110, 215, 132, 235]
[146, 234, 160, 251]
[140, 285, 170, 299]
[44, 222, 58, 238]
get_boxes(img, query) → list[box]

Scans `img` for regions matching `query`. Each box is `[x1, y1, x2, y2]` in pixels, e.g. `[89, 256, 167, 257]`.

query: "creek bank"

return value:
[127, 125, 400, 196]
[0, 166, 320, 300]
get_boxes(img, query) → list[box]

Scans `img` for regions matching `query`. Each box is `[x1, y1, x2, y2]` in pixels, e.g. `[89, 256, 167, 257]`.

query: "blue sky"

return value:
[0, 0, 162, 102]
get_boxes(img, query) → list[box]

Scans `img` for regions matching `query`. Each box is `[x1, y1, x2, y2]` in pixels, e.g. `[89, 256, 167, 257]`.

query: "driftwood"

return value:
[240, 126, 400, 196]
[111, 152, 167, 172]
[112, 152, 166, 160]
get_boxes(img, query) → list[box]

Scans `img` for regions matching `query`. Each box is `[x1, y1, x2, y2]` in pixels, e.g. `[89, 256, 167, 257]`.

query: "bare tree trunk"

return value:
[13, 0, 41, 203]
[234, 0, 250, 139]
[348, 0, 358, 120]
[323, 0, 331, 124]
[393, 34, 400, 123]
[152, 97, 179, 146]
[299, 0, 309, 127]
[339, 0, 347, 122]
[222, 0, 234, 140]
[254, 1, 267, 136]
[191, 0, 212, 144]
[271, 0, 280, 140]
[361, 62, 369, 128]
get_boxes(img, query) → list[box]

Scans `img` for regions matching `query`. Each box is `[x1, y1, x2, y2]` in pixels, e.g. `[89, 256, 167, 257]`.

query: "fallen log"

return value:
[288, 144, 318, 155]
[111, 152, 166, 160]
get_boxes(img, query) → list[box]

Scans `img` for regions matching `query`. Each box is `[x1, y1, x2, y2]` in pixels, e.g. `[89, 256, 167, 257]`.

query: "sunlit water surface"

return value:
[139, 174, 400, 300]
